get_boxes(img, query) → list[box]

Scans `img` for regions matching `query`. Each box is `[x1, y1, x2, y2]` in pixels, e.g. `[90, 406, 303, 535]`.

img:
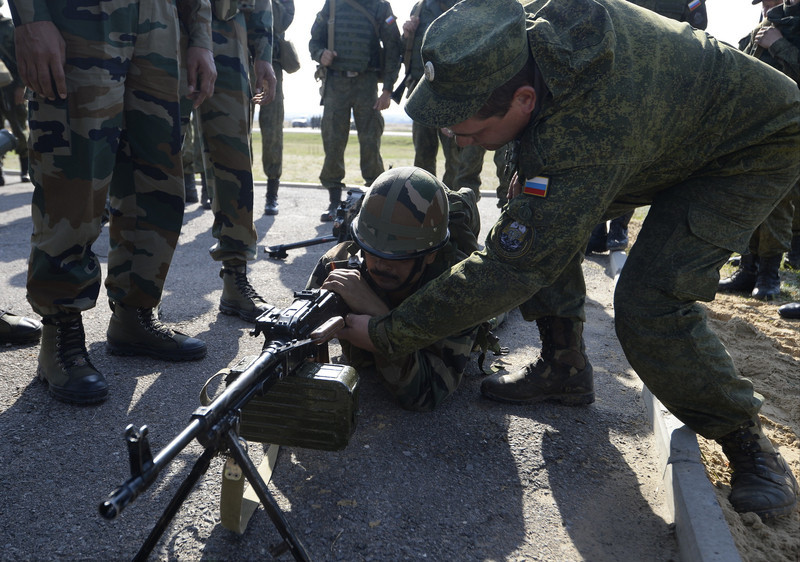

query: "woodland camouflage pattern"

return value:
[17, 0, 211, 317]
[190, 0, 272, 263]
[307, 184, 481, 411]
[378, 0, 800, 439]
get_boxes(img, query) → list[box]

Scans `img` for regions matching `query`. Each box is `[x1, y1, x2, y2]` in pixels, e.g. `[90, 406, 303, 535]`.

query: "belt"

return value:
[328, 70, 367, 78]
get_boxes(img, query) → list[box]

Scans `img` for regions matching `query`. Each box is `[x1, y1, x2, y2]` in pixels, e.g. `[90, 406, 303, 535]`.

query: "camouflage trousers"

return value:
[545, 160, 800, 439]
[320, 72, 384, 189]
[745, 181, 799, 257]
[183, 12, 258, 263]
[27, 0, 183, 317]
[258, 65, 284, 181]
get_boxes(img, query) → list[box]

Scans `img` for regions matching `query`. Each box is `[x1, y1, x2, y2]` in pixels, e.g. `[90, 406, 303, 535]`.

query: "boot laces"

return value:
[232, 269, 266, 303]
[137, 308, 175, 340]
[56, 318, 92, 368]
[721, 422, 766, 473]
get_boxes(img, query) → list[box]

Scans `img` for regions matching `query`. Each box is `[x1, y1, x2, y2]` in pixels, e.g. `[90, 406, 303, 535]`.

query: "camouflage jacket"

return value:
[9, 0, 213, 51]
[306, 187, 482, 411]
[309, 0, 402, 91]
[368, 0, 800, 359]
[406, 1, 458, 85]
[740, 1, 800, 86]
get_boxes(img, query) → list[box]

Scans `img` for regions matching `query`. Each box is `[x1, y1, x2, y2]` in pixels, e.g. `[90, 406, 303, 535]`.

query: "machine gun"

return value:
[99, 289, 357, 562]
[265, 187, 365, 259]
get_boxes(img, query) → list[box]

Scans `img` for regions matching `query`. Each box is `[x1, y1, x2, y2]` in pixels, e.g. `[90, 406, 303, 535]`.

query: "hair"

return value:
[474, 52, 537, 120]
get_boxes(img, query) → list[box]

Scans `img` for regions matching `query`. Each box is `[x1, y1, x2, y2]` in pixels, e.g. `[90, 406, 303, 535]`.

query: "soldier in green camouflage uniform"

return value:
[341, 0, 799, 518]
[187, 0, 276, 323]
[259, 0, 294, 215]
[719, 0, 800, 300]
[309, 0, 402, 221]
[307, 166, 482, 411]
[13, 0, 216, 404]
[0, 8, 28, 185]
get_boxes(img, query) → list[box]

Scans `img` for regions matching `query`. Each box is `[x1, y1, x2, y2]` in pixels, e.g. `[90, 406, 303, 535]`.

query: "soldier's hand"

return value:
[186, 46, 217, 108]
[508, 172, 522, 200]
[322, 270, 390, 316]
[756, 26, 782, 49]
[253, 61, 276, 105]
[14, 21, 66, 101]
[320, 49, 337, 67]
[375, 90, 392, 111]
[402, 16, 420, 38]
[336, 313, 378, 353]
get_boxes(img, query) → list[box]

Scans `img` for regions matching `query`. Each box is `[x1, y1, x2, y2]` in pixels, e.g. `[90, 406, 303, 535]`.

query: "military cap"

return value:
[405, 0, 528, 128]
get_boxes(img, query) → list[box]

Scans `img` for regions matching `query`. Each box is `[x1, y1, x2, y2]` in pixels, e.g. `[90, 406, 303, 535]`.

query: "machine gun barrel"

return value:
[99, 349, 283, 520]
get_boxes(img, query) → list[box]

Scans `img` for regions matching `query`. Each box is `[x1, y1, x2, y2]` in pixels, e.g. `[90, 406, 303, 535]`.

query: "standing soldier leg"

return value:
[439, 131, 460, 188]
[352, 73, 384, 188]
[105, 2, 206, 361]
[782, 181, 799, 269]
[319, 75, 352, 221]
[259, 65, 284, 215]
[412, 121, 440, 178]
[199, 15, 270, 323]
[750, 192, 794, 300]
[453, 144, 485, 199]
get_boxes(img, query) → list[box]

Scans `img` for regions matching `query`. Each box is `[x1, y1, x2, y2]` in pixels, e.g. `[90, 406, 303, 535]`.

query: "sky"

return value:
[283, 0, 763, 120]
[1, 0, 763, 120]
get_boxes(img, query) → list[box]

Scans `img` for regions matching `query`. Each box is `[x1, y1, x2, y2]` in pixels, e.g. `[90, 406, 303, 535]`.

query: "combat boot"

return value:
[106, 302, 206, 360]
[751, 255, 781, 301]
[606, 212, 632, 251]
[0, 309, 42, 344]
[585, 223, 607, 254]
[38, 315, 108, 404]
[481, 316, 594, 405]
[716, 419, 799, 519]
[264, 178, 280, 215]
[184, 173, 198, 204]
[20, 156, 29, 183]
[784, 234, 800, 270]
[718, 253, 757, 295]
[321, 187, 342, 222]
[219, 261, 273, 322]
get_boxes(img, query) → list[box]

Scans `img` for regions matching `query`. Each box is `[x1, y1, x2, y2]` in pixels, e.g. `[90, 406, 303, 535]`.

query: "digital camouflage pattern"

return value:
[627, 0, 707, 29]
[377, 0, 800, 439]
[189, 0, 272, 262]
[737, 1, 800, 258]
[307, 183, 481, 411]
[309, 0, 402, 189]
[18, 0, 212, 317]
[259, 0, 295, 181]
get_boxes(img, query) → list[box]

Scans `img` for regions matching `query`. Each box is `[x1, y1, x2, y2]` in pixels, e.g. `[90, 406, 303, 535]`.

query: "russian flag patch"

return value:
[523, 176, 550, 197]
[688, 0, 701, 11]
[385, 15, 396, 25]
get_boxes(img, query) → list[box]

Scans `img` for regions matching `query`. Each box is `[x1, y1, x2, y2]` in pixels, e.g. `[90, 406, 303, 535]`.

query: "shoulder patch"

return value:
[522, 176, 549, 198]
[493, 217, 535, 260]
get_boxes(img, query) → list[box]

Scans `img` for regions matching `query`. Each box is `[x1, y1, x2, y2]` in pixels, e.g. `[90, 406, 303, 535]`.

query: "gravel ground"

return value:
[0, 178, 677, 561]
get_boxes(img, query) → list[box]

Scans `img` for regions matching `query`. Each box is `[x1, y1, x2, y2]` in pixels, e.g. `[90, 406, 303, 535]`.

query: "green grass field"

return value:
[251, 128, 504, 191]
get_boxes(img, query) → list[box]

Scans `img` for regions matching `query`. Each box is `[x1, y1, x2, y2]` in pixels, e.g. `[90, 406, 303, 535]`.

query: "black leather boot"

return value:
[20, 156, 29, 182]
[321, 187, 342, 222]
[716, 419, 799, 519]
[219, 261, 273, 322]
[481, 316, 594, 405]
[264, 178, 279, 215]
[106, 302, 206, 360]
[751, 254, 782, 300]
[718, 253, 757, 295]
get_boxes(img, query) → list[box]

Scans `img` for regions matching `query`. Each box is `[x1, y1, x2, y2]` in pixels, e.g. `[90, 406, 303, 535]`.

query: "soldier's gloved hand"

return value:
[186, 46, 216, 108]
[14, 21, 66, 101]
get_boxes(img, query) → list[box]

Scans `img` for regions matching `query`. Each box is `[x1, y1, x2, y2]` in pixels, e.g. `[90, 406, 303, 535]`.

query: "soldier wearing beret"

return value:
[337, 0, 799, 519]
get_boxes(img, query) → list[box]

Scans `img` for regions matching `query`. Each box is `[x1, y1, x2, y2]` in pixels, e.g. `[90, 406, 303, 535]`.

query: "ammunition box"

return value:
[232, 358, 359, 451]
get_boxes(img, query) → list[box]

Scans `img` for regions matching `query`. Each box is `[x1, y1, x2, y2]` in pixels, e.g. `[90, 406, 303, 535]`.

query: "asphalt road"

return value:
[0, 175, 678, 561]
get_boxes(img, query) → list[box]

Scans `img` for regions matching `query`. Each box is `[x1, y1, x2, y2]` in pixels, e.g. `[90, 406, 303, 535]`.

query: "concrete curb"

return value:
[607, 250, 741, 562]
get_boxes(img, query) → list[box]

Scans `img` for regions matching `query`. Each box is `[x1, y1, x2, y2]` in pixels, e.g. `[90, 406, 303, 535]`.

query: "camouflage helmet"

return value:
[352, 167, 450, 260]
